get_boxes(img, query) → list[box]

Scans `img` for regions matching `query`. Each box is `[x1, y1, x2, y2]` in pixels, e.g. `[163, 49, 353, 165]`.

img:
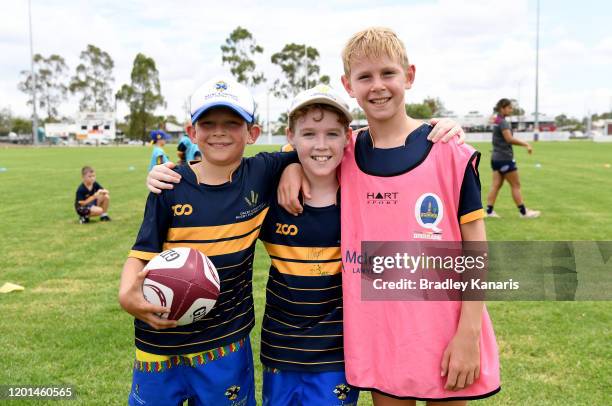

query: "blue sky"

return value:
[1, 0, 610, 122]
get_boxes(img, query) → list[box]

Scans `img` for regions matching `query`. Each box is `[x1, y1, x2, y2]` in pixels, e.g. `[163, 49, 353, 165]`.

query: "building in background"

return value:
[76, 111, 116, 143]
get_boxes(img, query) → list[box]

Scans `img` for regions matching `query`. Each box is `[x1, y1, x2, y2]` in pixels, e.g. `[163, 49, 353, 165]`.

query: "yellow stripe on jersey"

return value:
[263, 242, 340, 262]
[136, 316, 255, 349]
[163, 232, 258, 257]
[261, 326, 341, 338]
[266, 287, 342, 305]
[280, 144, 294, 152]
[260, 339, 343, 352]
[167, 207, 268, 242]
[260, 353, 343, 365]
[128, 250, 159, 261]
[270, 258, 341, 277]
[266, 303, 342, 318]
[270, 277, 341, 291]
[460, 208, 485, 224]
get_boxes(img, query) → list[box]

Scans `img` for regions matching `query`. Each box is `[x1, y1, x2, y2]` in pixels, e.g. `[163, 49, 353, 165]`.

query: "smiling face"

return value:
[190, 107, 259, 167]
[287, 107, 349, 180]
[342, 55, 415, 124]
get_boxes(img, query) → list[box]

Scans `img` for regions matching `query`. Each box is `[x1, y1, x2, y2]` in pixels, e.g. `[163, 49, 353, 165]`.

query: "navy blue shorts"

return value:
[491, 160, 517, 174]
[262, 367, 359, 406]
[129, 338, 255, 406]
[75, 202, 95, 216]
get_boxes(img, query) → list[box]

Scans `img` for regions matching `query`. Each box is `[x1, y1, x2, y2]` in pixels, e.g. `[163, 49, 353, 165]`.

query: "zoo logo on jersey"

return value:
[413, 193, 444, 240]
[172, 204, 193, 216]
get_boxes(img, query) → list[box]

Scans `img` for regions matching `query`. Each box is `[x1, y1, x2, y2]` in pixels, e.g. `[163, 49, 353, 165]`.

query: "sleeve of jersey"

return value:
[129, 192, 171, 261]
[255, 150, 299, 182]
[75, 186, 86, 205]
[177, 142, 187, 152]
[458, 153, 485, 224]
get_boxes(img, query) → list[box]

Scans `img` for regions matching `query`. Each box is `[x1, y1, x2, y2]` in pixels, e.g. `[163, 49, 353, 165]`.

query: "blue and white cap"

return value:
[190, 77, 255, 124]
[150, 129, 171, 141]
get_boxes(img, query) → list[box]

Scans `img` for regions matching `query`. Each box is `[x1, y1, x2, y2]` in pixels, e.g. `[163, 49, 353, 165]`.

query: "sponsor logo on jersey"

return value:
[244, 190, 259, 207]
[172, 204, 193, 216]
[413, 193, 444, 240]
[366, 191, 399, 205]
[275, 223, 298, 236]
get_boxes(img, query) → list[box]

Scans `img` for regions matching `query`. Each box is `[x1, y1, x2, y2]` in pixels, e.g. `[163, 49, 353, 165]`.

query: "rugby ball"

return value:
[143, 248, 220, 326]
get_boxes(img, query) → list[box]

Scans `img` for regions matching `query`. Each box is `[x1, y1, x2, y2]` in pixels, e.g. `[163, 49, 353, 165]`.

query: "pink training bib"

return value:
[341, 133, 500, 399]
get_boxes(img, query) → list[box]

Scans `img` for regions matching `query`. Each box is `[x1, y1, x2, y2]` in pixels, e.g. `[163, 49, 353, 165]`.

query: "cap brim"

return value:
[191, 102, 254, 124]
[288, 97, 353, 123]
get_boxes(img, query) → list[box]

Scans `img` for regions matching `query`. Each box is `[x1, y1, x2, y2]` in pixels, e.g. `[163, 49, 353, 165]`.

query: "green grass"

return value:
[0, 142, 610, 405]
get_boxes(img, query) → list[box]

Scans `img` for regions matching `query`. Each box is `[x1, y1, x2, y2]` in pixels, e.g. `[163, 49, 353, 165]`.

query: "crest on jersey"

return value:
[333, 383, 351, 400]
[415, 193, 444, 233]
[225, 385, 240, 400]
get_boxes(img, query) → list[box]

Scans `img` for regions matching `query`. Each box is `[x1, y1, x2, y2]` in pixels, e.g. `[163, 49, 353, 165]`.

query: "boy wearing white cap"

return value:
[119, 77, 298, 406]
[258, 84, 359, 405]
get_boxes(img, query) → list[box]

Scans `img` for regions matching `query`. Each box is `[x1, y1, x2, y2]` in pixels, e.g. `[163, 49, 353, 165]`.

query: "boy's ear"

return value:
[404, 64, 416, 89]
[286, 127, 295, 146]
[341, 75, 354, 98]
[247, 124, 261, 145]
[345, 127, 353, 143]
[186, 123, 196, 142]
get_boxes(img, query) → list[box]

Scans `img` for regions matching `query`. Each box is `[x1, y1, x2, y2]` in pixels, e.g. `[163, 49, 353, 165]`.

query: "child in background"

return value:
[176, 130, 192, 165]
[486, 98, 540, 219]
[74, 166, 110, 224]
[148, 130, 170, 171]
[184, 122, 203, 163]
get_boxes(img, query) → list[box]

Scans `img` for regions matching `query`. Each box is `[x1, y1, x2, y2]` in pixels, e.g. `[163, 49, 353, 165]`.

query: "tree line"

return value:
[3, 27, 607, 139]
[7, 27, 332, 141]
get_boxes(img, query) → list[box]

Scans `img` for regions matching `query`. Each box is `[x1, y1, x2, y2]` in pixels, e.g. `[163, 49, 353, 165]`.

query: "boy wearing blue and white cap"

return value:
[119, 76, 298, 406]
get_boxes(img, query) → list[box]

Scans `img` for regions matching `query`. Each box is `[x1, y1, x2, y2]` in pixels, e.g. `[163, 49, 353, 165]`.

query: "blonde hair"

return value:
[341, 27, 410, 76]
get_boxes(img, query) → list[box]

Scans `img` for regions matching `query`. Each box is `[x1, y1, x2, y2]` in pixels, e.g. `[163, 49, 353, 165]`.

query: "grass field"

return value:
[0, 141, 610, 405]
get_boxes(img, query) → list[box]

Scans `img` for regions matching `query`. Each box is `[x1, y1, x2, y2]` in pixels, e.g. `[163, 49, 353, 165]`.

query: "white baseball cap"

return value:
[288, 84, 352, 123]
[190, 77, 255, 124]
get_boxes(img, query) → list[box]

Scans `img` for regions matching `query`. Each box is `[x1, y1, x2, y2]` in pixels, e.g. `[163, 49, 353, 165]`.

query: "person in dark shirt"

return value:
[486, 98, 540, 218]
[74, 166, 110, 224]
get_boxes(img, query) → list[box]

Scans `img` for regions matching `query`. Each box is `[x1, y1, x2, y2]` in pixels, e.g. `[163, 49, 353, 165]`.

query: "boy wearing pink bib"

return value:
[337, 27, 500, 405]
[280, 27, 500, 405]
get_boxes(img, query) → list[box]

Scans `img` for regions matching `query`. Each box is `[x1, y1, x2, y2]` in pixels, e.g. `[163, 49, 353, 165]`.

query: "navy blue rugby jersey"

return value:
[128, 151, 297, 355]
[75, 181, 102, 208]
[355, 125, 484, 223]
[259, 196, 344, 372]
